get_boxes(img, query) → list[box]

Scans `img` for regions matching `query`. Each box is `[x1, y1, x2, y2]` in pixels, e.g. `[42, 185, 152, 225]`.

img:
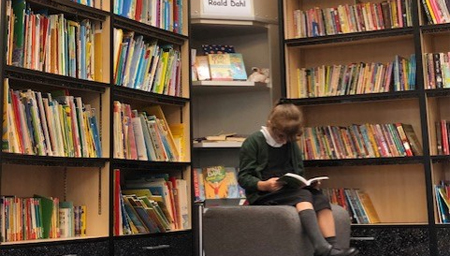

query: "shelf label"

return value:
[202, 0, 254, 17]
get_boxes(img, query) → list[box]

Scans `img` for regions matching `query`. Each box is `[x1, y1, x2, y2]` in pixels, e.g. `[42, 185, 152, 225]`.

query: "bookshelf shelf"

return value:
[281, 0, 447, 254]
[425, 88, 450, 97]
[26, 0, 108, 21]
[303, 156, 425, 168]
[112, 15, 188, 45]
[111, 159, 191, 170]
[1, 153, 108, 167]
[421, 23, 450, 34]
[112, 86, 189, 106]
[192, 81, 265, 87]
[192, 81, 269, 94]
[5, 66, 109, 93]
[285, 28, 414, 48]
[431, 155, 450, 163]
[0, 0, 192, 254]
[281, 91, 420, 106]
[193, 141, 242, 148]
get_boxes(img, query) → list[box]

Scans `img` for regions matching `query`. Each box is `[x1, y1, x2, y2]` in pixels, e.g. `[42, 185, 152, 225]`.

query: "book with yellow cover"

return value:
[208, 54, 233, 81]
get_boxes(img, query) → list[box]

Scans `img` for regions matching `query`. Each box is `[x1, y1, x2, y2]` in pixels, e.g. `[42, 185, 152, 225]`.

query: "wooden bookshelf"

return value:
[0, 0, 192, 255]
[281, 0, 450, 255]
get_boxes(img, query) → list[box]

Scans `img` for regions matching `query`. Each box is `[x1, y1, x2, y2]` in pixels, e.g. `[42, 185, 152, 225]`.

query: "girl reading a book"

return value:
[238, 103, 358, 256]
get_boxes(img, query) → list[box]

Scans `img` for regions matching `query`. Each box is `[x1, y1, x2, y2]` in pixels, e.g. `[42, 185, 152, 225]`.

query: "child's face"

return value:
[271, 129, 288, 144]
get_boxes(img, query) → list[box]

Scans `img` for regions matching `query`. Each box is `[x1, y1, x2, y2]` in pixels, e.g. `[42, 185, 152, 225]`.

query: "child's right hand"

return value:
[258, 177, 283, 192]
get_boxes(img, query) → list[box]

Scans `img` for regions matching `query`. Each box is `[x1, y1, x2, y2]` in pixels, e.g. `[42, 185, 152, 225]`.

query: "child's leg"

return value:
[317, 208, 337, 241]
[297, 202, 332, 255]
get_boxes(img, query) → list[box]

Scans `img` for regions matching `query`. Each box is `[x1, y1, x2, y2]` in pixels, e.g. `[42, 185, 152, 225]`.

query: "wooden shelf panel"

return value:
[113, 15, 188, 46]
[425, 88, 450, 98]
[304, 156, 424, 167]
[26, 0, 108, 21]
[431, 155, 450, 163]
[285, 28, 414, 48]
[112, 86, 189, 106]
[193, 141, 242, 148]
[111, 158, 191, 170]
[421, 23, 450, 34]
[309, 164, 427, 223]
[192, 81, 269, 94]
[5, 65, 109, 93]
[281, 90, 420, 106]
[1, 152, 107, 167]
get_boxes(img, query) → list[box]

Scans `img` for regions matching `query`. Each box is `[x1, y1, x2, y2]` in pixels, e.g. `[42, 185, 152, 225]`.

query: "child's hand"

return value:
[310, 180, 322, 190]
[258, 178, 283, 192]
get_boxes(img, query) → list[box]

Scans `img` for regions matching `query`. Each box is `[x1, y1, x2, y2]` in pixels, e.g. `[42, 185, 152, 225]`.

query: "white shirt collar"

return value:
[260, 126, 285, 148]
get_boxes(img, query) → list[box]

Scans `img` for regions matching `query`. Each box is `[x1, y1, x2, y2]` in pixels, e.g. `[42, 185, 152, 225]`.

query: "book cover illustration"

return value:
[208, 54, 233, 81]
[229, 53, 247, 80]
[195, 56, 211, 81]
[202, 44, 235, 55]
[202, 166, 244, 199]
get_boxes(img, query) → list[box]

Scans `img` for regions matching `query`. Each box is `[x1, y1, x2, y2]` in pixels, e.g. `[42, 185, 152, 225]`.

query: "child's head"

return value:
[267, 103, 303, 143]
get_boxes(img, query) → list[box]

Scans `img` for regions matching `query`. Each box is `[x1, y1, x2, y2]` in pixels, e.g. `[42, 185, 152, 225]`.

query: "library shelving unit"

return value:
[190, 0, 280, 168]
[0, 0, 192, 256]
[280, 0, 450, 255]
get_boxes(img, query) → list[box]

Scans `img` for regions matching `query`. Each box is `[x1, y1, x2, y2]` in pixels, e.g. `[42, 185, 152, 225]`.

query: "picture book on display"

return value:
[278, 173, 329, 188]
[202, 166, 245, 199]
[195, 56, 211, 81]
[229, 53, 247, 80]
[208, 54, 233, 81]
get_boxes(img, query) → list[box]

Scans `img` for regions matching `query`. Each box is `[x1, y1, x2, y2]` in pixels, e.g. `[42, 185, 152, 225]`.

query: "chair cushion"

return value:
[202, 204, 350, 256]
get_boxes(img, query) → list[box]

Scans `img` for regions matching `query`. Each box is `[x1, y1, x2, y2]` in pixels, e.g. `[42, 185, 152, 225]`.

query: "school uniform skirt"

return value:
[252, 186, 331, 212]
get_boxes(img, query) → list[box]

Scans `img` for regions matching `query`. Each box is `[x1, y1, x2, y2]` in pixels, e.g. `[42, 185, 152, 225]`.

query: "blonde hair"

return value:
[267, 103, 303, 141]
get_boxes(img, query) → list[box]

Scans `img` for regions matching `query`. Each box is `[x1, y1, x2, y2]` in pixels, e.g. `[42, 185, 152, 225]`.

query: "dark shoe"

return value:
[327, 247, 359, 256]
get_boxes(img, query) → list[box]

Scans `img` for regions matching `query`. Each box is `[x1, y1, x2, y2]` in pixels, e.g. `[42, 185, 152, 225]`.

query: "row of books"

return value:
[6, 1, 102, 81]
[422, 0, 450, 24]
[3, 81, 102, 157]
[193, 166, 245, 202]
[424, 52, 450, 89]
[114, 0, 183, 33]
[323, 188, 380, 224]
[435, 182, 450, 223]
[113, 29, 182, 96]
[70, 0, 96, 8]
[114, 170, 189, 235]
[295, 54, 416, 98]
[300, 123, 422, 160]
[293, 0, 413, 38]
[113, 102, 180, 162]
[0, 195, 85, 242]
[193, 53, 247, 82]
[436, 120, 450, 155]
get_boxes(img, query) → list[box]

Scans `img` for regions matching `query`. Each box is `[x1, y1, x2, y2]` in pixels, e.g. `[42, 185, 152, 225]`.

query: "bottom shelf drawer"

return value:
[114, 231, 193, 256]
[0, 238, 110, 256]
[350, 226, 429, 256]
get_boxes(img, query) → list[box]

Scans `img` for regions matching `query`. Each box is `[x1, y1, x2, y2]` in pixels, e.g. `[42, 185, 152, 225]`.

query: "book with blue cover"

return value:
[229, 53, 247, 80]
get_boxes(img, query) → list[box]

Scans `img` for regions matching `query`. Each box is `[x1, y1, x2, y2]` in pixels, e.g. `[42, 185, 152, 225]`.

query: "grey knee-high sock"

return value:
[299, 209, 331, 255]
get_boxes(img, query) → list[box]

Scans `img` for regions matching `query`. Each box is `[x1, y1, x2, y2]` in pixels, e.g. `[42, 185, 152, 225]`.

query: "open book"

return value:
[278, 173, 329, 188]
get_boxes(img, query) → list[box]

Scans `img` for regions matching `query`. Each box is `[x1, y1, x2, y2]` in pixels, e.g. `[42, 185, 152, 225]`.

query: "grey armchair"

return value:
[203, 204, 351, 256]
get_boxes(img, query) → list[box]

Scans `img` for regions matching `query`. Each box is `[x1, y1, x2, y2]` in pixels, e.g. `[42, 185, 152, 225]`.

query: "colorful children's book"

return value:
[193, 167, 206, 201]
[229, 53, 247, 80]
[202, 166, 244, 199]
[208, 54, 233, 81]
[195, 56, 211, 81]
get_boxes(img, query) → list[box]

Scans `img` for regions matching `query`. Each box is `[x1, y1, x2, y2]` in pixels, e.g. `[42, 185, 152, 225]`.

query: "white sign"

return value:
[202, 0, 254, 17]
